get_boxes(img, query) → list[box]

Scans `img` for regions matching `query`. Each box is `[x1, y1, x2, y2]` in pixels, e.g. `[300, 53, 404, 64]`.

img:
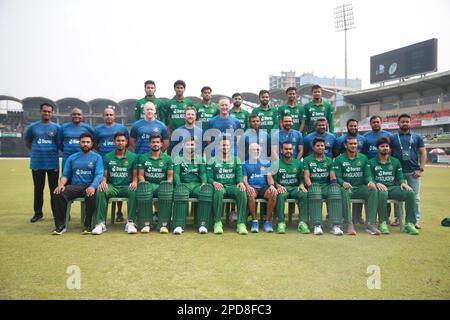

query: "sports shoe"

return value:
[30, 214, 43, 223]
[230, 210, 237, 222]
[264, 221, 273, 233]
[405, 222, 419, 235]
[366, 224, 381, 235]
[92, 222, 106, 235]
[251, 220, 259, 233]
[125, 221, 137, 234]
[141, 225, 150, 233]
[214, 221, 223, 234]
[82, 227, 92, 235]
[173, 226, 183, 235]
[379, 221, 390, 234]
[330, 225, 344, 236]
[199, 226, 208, 234]
[277, 222, 286, 234]
[298, 221, 311, 234]
[313, 225, 323, 235]
[390, 218, 400, 226]
[236, 223, 248, 235]
[116, 212, 124, 222]
[52, 226, 66, 235]
[345, 223, 357, 235]
[160, 226, 169, 234]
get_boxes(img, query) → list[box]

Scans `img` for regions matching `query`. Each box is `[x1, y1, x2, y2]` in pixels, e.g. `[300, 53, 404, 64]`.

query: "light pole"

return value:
[334, 3, 355, 92]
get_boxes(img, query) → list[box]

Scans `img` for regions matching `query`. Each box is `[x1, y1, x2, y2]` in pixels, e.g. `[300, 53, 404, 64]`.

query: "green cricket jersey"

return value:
[274, 158, 304, 187]
[174, 155, 206, 184]
[304, 99, 334, 134]
[303, 154, 334, 186]
[103, 150, 137, 186]
[369, 156, 406, 187]
[278, 104, 305, 131]
[137, 152, 173, 184]
[206, 156, 243, 186]
[134, 97, 165, 121]
[251, 105, 279, 132]
[334, 152, 373, 187]
[161, 97, 194, 133]
[195, 103, 219, 131]
[229, 107, 251, 131]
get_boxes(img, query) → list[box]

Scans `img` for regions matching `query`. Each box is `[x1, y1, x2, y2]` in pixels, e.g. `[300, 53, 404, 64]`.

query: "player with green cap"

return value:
[334, 135, 380, 236]
[370, 137, 419, 235]
[273, 141, 308, 234]
[92, 132, 137, 235]
[172, 137, 214, 234]
[303, 137, 343, 236]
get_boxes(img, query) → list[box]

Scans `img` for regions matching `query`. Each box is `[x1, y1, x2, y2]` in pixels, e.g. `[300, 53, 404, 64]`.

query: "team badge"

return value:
[159, 162, 164, 166]
[123, 160, 129, 166]
[389, 165, 393, 170]
[357, 161, 362, 166]
[88, 161, 94, 168]
[48, 131, 55, 137]
[153, 128, 158, 132]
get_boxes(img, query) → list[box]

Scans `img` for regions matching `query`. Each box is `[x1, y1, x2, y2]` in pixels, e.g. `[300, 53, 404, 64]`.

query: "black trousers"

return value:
[51, 184, 96, 228]
[31, 169, 59, 216]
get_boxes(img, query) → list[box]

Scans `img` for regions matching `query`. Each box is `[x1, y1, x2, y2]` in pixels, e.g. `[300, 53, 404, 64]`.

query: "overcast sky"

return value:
[1, 0, 449, 101]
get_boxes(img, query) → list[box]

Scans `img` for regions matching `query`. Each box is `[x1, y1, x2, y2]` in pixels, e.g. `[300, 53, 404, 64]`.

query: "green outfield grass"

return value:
[0, 159, 449, 300]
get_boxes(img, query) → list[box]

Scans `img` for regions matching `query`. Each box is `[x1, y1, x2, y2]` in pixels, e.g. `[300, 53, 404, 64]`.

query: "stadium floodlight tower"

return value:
[334, 3, 355, 92]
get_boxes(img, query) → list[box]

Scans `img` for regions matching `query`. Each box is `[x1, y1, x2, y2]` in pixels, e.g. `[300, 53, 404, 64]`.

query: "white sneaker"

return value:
[92, 222, 106, 235]
[199, 226, 208, 234]
[173, 226, 183, 235]
[160, 226, 169, 234]
[331, 225, 344, 236]
[125, 221, 137, 234]
[141, 225, 150, 233]
[314, 225, 323, 235]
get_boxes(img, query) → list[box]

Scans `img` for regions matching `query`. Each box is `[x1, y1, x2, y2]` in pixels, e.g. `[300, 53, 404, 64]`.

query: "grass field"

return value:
[0, 159, 449, 300]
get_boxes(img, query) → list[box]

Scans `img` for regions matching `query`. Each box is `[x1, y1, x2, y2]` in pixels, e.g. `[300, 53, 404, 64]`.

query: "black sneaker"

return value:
[116, 212, 124, 222]
[52, 226, 66, 235]
[30, 214, 43, 223]
[82, 227, 92, 235]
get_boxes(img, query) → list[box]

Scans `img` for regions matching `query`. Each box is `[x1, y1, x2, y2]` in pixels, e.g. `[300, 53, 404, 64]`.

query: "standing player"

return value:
[52, 133, 104, 235]
[136, 134, 174, 234]
[130, 102, 169, 155]
[370, 137, 419, 235]
[362, 115, 393, 160]
[134, 80, 165, 121]
[272, 114, 303, 160]
[207, 139, 248, 235]
[273, 142, 309, 234]
[334, 119, 366, 155]
[92, 132, 137, 235]
[303, 138, 343, 236]
[251, 90, 279, 134]
[59, 108, 94, 170]
[278, 87, 305, 132]
[170, 106, 204, 156]
[303, 118, 336, 158]
[160, 80, 194, 134]
[172, 138, 213, 234]
[304, 85, 334, 134]
[24, 103, 61, 223]
[229, 92, 250, 131]
[334, 136, 380, 235]
[195, 86, 219, 131]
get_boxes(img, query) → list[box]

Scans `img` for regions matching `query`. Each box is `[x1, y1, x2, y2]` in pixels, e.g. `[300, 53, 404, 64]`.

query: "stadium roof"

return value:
[344, 70, 450, 106]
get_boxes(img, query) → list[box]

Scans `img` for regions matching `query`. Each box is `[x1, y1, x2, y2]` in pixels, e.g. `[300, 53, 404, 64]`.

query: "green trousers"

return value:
[341, 185, 378, 224]
[213, 185, 247, 224]
[275, 186, 308, 224]
[378, 186, 416, 224]
[308, 183, 343, 227]
[95, 185, 136, 225]
[136, 183, 159, 229]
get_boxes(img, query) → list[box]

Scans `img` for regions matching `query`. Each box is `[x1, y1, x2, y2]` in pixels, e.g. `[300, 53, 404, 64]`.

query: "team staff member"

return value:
[25, 103, 61, 223]
[303, 118, 336, 158]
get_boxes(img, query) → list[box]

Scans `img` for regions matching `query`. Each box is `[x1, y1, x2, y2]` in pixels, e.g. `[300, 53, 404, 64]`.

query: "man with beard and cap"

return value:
[273, 142, 308, 234]
[303, 117, 336, 158]
[251, 90, 279, 134]
[91, 132, 138, 235]
[390, 114, 426, 229]
[134, 80, 165, 121]
[59, 107, 94, 170]
[135, 134, 174, 234]
[370, 137, 419, 235]
[304, 85, 334, 134]
[277, 87, 305, 133]
[51, 133, 104, 235]
[229, 92, 250, 131]
[272, 114, 303, 160]
[195, 86, 219, 131]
